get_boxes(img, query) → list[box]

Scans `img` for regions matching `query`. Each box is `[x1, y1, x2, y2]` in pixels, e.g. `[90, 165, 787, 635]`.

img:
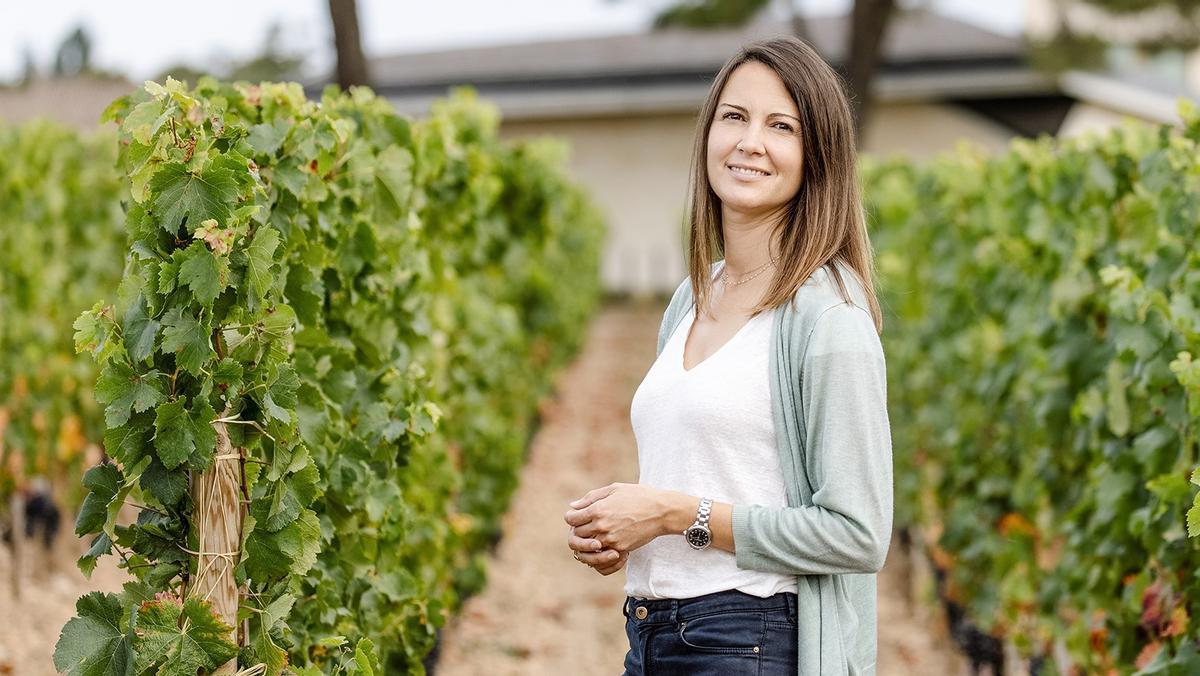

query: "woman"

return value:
[564, 36, 893, 676]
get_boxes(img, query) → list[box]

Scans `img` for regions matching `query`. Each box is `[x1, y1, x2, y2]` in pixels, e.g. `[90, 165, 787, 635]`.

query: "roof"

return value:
[332, 8, 1055, 120]
[1058, 69, 1192, 123]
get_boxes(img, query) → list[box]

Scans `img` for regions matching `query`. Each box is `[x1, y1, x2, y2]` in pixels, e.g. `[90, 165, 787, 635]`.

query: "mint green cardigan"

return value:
[655, 260, 893, 676]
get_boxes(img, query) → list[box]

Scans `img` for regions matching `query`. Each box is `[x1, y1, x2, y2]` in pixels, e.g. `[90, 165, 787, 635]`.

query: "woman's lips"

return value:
[728, 164, 770, 180]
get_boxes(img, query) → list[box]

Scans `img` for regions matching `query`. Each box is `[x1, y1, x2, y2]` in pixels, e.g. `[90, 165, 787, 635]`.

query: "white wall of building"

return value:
[501, 101, 1016, 295]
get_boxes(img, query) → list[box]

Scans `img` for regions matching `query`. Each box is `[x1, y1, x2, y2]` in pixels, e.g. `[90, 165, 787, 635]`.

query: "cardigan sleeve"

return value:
[656, 276, 694, 358]
[730, 301, 894, 575]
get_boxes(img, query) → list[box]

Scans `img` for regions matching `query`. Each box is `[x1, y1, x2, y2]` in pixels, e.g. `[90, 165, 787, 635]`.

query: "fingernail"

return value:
[592, 541, 601, 551]
[569, 500, 581, 507]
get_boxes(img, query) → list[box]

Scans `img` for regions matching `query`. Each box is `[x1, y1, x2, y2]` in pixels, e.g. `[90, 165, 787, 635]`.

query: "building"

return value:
[363, 8, 1076, 295]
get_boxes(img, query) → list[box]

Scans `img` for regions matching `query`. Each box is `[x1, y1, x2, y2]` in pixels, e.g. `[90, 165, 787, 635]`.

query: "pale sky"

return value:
[0, 1, 1026, 83]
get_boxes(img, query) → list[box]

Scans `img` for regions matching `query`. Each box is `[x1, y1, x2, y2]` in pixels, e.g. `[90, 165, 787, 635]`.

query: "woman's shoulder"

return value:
[781, 261, 869, 321]
[777, 261, 881, 358]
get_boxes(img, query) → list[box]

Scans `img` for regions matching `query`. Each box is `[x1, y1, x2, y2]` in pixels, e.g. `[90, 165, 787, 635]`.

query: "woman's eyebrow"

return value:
[717, 102, 800, 122]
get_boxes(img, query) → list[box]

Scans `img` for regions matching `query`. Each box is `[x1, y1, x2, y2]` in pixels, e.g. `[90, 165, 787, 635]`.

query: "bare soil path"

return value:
[435, 300, 968, 676]
[0, 532, 128, 675]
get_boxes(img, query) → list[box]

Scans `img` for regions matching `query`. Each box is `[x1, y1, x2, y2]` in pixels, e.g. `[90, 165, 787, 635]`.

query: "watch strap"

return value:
[692, 497, 712, 529]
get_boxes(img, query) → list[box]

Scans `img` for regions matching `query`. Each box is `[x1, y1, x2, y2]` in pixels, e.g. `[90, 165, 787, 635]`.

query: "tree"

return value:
[1029, 0, 1200, 74]
[52, 25, 92, 78]
[227, 22, 305, 83]
[328, 0, 371, 89]
[153, 22, 305, 87]
[653, 0, 896, 142]
[19, 45, 36, 87]
[844, 0, 896, 137]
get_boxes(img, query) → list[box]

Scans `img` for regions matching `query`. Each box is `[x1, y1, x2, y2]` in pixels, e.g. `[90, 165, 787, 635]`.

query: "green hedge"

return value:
[866, 103, 1200, 673]
[56, 79, 603, 675]
[0, 121, 124, 504]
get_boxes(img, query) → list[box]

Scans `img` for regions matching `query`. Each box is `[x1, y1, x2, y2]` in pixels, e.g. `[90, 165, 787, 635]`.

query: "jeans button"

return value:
[635, 606, 648, 620]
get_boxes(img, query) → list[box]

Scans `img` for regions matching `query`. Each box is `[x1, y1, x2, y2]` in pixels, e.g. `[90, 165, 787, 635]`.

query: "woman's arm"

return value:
[730, 302, 894, 575]
[566, 486, 737, 554]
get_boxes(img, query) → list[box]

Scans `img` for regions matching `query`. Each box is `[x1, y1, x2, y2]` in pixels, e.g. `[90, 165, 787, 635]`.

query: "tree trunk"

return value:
[328, 0, 371, 89]
[845, 0, 897, 145]
[189, 421, 243, 674]
[9, 492, 23, 601]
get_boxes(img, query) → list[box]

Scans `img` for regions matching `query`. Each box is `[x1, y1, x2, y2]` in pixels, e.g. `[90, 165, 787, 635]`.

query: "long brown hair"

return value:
[685, 35, 883, 333]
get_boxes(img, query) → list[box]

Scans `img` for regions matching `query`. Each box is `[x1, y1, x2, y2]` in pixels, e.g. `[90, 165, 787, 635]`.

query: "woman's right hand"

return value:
[568, 528, 629, 575]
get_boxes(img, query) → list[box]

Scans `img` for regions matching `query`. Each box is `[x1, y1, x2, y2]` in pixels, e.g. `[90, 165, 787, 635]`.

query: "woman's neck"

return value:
[721, 220, 781, 278]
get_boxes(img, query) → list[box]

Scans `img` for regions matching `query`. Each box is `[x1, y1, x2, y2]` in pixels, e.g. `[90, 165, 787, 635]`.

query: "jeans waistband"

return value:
[622, 589, 797, 625]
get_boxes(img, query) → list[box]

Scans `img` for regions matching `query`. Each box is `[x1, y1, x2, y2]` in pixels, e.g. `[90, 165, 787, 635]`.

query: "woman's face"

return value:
[706, 61, 803, 224]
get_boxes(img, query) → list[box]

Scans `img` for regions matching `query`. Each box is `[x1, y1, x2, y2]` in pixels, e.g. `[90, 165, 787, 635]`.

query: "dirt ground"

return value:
[0, 529, 128, 675]
[435, 300, 969, 676]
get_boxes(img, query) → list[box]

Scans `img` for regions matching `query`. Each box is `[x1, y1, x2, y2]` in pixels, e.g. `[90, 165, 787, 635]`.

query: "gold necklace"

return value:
[721, 256, 779, 287]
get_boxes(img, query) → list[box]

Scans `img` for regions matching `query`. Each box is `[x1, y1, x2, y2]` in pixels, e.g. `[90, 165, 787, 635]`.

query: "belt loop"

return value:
[669, 599, 679, 625]
[622, 597, 631, 619]
[786, 592, 797, 621]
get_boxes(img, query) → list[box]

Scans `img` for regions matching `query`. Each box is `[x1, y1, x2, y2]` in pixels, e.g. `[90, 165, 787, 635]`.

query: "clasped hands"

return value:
[563, 482, 681, 576]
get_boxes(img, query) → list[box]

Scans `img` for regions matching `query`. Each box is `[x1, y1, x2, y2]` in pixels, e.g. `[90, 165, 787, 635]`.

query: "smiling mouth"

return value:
[728, 165, 770, 177]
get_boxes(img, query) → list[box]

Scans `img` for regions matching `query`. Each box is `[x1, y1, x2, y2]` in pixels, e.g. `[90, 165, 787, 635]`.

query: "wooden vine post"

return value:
[189, 417, 243, 674]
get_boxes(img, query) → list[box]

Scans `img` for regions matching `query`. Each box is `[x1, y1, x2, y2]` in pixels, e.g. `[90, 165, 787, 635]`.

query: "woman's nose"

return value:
[737, 125, 766, 154]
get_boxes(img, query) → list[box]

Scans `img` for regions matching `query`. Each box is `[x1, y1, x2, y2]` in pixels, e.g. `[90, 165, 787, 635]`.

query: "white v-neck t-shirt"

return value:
[624, 294, 798, 600]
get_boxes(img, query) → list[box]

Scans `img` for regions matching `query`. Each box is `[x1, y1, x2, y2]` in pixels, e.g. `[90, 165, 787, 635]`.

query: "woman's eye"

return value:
[774, 122, 794, 132]
[721, 111, 742, 121]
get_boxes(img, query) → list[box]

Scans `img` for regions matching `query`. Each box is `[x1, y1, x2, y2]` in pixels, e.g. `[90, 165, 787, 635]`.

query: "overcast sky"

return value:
[0, 1, 1025, 83]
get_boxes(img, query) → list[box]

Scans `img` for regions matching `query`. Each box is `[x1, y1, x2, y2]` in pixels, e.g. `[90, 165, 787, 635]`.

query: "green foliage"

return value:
[53, 592, 133, 676]
[653, 0, 769, 29]
[57, 76, 604, 674]
[133, 597, 239, 676]
[1029, 0, 1200, 75]
[0, 121, 125, 504]
[866, 100, 1200, 671]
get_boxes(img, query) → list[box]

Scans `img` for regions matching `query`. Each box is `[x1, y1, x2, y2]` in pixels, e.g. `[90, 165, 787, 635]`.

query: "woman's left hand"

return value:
[564, 482, 681, 553]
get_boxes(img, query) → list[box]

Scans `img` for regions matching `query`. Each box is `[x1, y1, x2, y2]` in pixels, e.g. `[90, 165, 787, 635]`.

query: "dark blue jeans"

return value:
[621, 589, 799, 675]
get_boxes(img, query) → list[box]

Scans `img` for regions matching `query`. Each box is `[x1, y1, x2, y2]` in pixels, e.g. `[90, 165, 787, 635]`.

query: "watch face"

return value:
[685, 526, 712, 549]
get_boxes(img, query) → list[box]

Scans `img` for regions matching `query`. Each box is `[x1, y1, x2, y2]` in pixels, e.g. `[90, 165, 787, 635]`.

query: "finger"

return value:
[595, 552, 629, 575]
[572, 522, 597, 539]
[577, 549, 621, 567]
[597, 561, 626, 576]
[563, 507, 593, 528]
[567, 532, 603, 553]
[569, 483, 616, 509]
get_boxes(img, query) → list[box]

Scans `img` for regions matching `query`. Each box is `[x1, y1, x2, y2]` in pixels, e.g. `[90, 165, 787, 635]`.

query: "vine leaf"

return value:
[243, 509, 321, 580]
[246, 226, 281, 303]
[75, 457, 150, 541]
[140, 458, 190, 506]
[150, 162, 238, 235]
[122, 295, 159, 363]
[75, 464, 121, 537]
[122, 99, 170, 145]
[74, 303, 123, 364]
[77, 533, 113, 579]
[132, 597, 238, 676]
[351, 638, 382, 675]
[53, 592, 134, 676]
[96, 362, 166, 429]
[160, 307, 214, 375]
[178, 244, 229, 307]
[153, 399, 216, 471]
[247, 120, 289, 156]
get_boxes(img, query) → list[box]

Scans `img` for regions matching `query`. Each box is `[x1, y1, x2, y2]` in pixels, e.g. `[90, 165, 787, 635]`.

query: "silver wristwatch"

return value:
[683, 497, 713, 550]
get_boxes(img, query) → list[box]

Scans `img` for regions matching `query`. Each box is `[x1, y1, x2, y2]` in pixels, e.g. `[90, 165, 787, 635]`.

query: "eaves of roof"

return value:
[306, 9, 1054, 120]
[1057, 70, 1195, 123]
